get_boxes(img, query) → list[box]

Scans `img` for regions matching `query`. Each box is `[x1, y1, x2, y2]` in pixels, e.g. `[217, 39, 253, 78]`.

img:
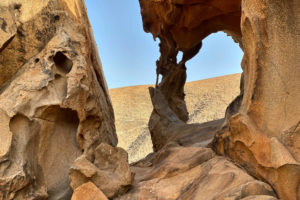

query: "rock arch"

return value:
[139, 0, 300, 199]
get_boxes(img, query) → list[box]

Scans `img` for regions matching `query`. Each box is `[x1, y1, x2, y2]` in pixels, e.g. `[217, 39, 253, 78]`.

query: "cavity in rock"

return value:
[53, 51, 73, 74]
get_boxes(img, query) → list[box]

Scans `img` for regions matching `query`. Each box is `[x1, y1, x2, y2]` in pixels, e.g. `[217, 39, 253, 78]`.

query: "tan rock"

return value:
[147, 87, 227, 153]
[117, 144, 276, 200]
[0, 0, 117, 199]
[71, 182, 108, 200]
[70, 143, 133, 199]
[240, 195, 278, 200]
[138, 0, 243, 132]
[0, 0, 298, 199]
[138, 0, 300, 199]
[240, 181, 276, 198]
[0, 2, 17, 87]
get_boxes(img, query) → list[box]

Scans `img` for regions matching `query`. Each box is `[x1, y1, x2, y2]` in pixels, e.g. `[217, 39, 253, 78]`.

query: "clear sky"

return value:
[85, 0, 243, 89]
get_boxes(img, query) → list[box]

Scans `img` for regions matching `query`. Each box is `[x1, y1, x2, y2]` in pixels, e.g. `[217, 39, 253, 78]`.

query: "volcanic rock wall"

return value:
[0, 0, 130, 199]
[139, 0, 300, 199]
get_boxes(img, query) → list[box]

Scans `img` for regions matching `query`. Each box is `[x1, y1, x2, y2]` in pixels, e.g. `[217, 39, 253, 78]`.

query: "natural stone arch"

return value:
[139, 0, 300, 199]
[180, 32, 243, 125]
[139, 0, 243, 150]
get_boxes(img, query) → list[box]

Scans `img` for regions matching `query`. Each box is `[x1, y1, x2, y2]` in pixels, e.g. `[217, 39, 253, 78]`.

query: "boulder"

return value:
[70, 143, 133, 199]
[71, 182, 108, 200]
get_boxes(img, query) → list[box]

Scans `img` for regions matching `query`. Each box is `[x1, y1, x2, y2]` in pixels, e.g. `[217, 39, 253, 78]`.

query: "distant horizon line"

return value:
[109, 73, 241, 90]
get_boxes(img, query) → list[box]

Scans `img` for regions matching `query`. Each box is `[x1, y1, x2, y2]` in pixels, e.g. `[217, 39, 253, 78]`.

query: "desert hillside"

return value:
[110, 73, 241, 163]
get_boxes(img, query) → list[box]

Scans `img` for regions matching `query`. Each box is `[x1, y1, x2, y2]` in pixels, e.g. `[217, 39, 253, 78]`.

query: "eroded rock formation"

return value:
[0, 0, 132, 199]
[0, 0, 299, 199]
[110, 73, 241, 163]
[139, 0, 300, 200]
[117, 143, 277, 200]
[69, 143, 133, 199]
[214, 1, 300, 199]
[139, 0, 243, 151]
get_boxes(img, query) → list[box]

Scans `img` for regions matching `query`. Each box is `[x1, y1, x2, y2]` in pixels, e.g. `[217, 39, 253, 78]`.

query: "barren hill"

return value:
[110, 73, 241, 163]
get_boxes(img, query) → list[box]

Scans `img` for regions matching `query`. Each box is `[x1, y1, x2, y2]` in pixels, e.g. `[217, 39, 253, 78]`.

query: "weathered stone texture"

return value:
[139, 0, 244, 152]
[139, 0, 300, 200]
[69, 143, 133, 199]
[116, 144, 277, 200]
[214, 1, 300, 199]
[0, 0, 118, 199]
[0, 0, 299, 199]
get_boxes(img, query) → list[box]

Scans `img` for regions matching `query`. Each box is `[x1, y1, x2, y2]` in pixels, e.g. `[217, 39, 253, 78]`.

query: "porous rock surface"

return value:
[0, 0, 133, 199]
[0, 0, 298, 200]
[139, 0, 300, 199]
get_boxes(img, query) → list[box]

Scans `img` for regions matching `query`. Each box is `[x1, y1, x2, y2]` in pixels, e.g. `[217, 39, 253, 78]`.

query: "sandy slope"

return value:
[109, 73, 241, 163]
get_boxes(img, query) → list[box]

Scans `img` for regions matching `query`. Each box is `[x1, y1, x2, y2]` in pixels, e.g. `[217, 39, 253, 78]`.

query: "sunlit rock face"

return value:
[139, 0, 300, 200]
[117, 143, 278, 200]
[214, 1, 300, 199]
[0, 0, 299, 199]
[138, 0, 243, 151]
[0, 0, 118, 199]
[139, 0, 242, 50]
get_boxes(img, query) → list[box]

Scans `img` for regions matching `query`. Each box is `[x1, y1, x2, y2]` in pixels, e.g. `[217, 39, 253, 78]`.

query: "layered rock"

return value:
[0, 0, 119, 199]
[117, 143, 277, 200]
[139, 0, 300, 200]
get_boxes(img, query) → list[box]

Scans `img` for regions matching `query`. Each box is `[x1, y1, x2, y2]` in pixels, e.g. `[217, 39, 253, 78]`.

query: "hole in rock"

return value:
[53, 51, 73, 74]
[54, 74, 61, 79]
[158, 74, 162, 83]
[14, 4, 22, 10]
[85, 2, 243, 163]
[79, 133, 84, 139]
[34, 58, 40, 63]
[177, 51, 183, 64]
[184, 32, 243, 124]
[54, 15, 60, 21]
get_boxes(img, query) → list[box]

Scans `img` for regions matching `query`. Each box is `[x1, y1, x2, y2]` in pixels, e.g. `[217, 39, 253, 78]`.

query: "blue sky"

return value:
[85, 0, 243, 89]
